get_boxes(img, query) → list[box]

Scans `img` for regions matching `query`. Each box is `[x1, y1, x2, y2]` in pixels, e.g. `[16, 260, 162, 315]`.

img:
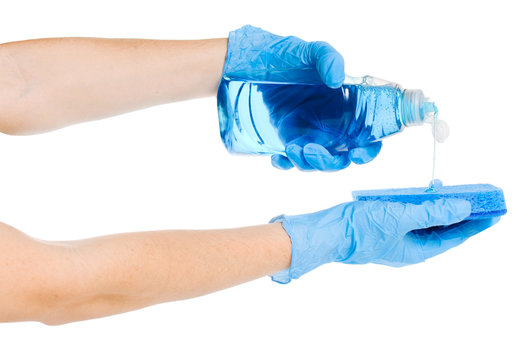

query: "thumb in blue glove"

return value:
[270, 199, 500, 284]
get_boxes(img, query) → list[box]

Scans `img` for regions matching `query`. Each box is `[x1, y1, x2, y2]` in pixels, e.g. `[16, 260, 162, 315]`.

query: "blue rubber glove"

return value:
[224, 25, 382, 171]
[270, 199, 500, 284]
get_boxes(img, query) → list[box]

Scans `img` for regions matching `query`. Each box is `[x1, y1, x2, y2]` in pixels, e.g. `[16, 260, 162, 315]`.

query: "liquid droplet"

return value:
[425, 179, 443, 193]
[432, 119, 450, 143]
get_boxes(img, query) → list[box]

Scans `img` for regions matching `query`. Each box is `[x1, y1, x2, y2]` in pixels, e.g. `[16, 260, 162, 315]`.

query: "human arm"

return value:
[0, 222, 290, 325]
[0, 27, 381, 170]
[0, 37, 227, 134]
[0, 198, 499, 324]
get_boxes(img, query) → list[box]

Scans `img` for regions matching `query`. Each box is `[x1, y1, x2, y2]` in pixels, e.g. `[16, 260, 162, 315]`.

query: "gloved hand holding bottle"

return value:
[219, 25, 445, 172]
[270, 198, 500, 283]
[220, 25, 383, 171]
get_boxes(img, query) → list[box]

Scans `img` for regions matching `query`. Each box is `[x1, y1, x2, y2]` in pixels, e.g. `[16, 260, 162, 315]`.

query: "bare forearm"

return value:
[0, 223, 291, 324]
[71, 224, 290, 309]
[0, 37, 227, 134]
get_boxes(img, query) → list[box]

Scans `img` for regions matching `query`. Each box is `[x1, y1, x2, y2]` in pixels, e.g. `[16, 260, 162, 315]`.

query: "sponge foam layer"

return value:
[352, 183, 506, 220]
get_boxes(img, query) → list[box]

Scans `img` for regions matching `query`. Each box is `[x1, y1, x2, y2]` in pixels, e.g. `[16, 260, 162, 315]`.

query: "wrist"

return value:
[198, 38, 228, 97]
[265, 222, 292, 273]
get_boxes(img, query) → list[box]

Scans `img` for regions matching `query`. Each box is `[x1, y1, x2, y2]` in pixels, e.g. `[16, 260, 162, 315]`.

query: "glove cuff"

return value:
[269, 214, 329, 284]
[269, 215, 293, 284]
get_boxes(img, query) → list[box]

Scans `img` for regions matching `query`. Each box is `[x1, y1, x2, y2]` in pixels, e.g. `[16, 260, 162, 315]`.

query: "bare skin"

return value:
[0, 37, 227, 134]
[0, 222, 291, 325]
[0, 37, 292, 325]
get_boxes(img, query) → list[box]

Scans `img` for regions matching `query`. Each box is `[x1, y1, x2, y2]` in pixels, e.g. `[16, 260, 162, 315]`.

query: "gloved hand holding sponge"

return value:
[271, 199, 499, 283]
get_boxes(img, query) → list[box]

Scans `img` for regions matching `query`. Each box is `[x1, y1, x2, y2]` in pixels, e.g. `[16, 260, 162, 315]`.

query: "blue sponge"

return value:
[352, 180, 506, 220]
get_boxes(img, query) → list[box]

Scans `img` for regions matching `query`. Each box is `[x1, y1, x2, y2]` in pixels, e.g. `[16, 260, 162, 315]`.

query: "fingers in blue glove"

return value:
[284, 144, 315, 171]
[271, 143, 352, 171]
[411, 217, 501, 259]
[349, 142, 383, 164]
[400, 199, 471, 232]
[396, 198, 492, 263]
[272, 142, 382, 171]
[306, 41, 346, 88]
[271, 154, 294, 170]
[303, 143, 351, 171]
[398, 198, 472, 234]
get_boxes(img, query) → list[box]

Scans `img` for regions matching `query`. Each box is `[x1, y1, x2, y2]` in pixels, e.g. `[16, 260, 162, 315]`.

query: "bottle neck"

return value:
[401, 89, 437, 127]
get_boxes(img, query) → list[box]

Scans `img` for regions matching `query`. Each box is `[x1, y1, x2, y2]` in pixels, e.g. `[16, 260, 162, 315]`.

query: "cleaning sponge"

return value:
[352, 180, 506, 220]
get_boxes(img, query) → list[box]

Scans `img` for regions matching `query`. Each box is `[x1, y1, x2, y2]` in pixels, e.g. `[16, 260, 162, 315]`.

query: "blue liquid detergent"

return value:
[217, 73, 437, 156]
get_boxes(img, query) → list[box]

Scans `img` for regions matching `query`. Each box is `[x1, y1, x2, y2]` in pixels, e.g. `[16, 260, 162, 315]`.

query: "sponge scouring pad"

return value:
[352, 180, 506, 220]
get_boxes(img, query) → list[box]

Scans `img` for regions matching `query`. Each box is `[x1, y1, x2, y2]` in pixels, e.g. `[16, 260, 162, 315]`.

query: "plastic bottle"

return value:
[217, 71, 448, 155]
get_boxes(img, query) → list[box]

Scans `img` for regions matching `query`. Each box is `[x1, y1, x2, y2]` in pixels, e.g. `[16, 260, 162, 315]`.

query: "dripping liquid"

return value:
[425, 111, 439, 193]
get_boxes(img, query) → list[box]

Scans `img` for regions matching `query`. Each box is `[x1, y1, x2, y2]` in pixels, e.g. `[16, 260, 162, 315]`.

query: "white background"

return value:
[0, 0, 524, 359]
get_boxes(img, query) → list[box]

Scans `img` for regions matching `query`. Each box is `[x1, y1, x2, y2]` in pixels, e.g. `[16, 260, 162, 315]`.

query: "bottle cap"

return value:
[401, 89, 433, 126]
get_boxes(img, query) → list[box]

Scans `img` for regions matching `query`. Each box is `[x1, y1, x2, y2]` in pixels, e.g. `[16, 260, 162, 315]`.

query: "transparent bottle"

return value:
[217, 71, 446, 155]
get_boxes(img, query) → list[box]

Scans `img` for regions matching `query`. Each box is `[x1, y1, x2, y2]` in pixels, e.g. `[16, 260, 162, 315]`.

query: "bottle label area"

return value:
[217, 77, 404, 155]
